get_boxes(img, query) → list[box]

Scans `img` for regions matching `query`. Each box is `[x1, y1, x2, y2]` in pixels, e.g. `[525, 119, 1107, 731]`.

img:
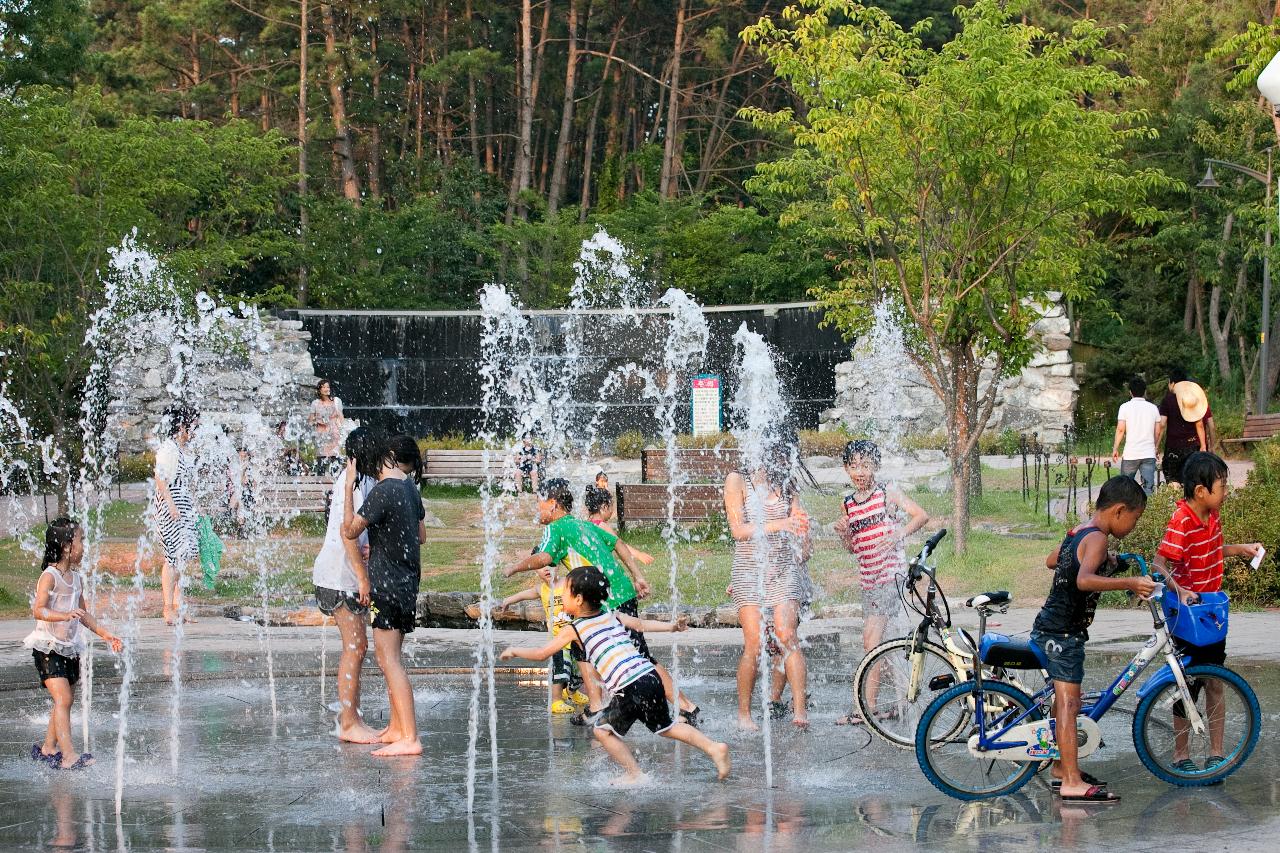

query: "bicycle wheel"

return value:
[915, 681, 1041, 801]
[1132, 664, 1261, 787]
[855, 637, 962, 748]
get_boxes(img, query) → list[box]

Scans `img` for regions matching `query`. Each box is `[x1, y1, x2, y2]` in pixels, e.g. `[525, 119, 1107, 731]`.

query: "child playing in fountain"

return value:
[585, 485, 654, 566]
[1031, 475, 1156, 803]
[834, 439, 929, 726]
[341, 433, 426, 757]
[1151, 452, 1262, 776]
[25, 518, 123, 769]
[505, 479, 701, 728]
[500, 566, 731, 784]
[499, 565, 587, 713]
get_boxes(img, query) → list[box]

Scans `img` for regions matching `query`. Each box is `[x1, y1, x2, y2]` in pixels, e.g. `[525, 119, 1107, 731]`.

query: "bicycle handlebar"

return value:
[1117, 552, 1150, 576]
[925, 529, 947, 551]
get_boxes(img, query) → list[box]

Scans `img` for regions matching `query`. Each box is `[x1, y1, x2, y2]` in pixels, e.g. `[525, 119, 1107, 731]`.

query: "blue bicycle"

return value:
[914, 554, 1261, 800]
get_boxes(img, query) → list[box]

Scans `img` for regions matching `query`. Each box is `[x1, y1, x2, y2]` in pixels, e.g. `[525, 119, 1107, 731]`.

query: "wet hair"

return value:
[163, 404, 199, 438]
[1128, 376, 1147, 397]
[594, 471, 609, 485]
[317, 378, 332, 398]
[42, 517, 80, 569]
[842, 439, 881, 468]
[388, 434, 423, 484]
[567, 565, 610, 610]
[1095, 475, 1147, 512]
[584, 485, 612, 515]
[1180, 452, 1229, 500]
[351, 429, 393, 480]
[539, 477, 573, 512]
[758, 425, 803, 502]
[1169, 366, 1189, 385]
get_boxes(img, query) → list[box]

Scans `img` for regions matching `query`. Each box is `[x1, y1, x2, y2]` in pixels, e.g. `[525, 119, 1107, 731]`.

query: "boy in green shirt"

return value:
[505, 478, 701, 726]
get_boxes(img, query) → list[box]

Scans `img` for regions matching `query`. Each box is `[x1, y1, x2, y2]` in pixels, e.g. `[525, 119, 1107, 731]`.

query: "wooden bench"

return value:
[424, 449, 490, 482]
[257, 475, 334, 515]
[640, 448, 741, 484]
[615, 483, 725, 531]
[1223, 413, 1280, 445]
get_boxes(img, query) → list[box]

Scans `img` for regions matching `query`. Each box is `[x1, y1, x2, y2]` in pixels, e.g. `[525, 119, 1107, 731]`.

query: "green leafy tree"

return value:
[742, 0, 1167, 551]
[0, 0, 93, 89]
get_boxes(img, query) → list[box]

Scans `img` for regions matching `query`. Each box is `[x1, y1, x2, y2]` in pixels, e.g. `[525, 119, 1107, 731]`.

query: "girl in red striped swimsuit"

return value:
[834, 440, 929, 726]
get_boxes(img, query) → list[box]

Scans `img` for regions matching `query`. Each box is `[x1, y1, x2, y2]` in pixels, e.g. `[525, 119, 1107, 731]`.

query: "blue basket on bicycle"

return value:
[1161, 591, 1229, 647]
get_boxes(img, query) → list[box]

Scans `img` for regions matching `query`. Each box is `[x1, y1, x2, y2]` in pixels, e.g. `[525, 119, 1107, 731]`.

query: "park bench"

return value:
[424, 449, 490, 482]
[615, 483, 725, 531]
[1223, 413, 1280, 446]
[640, 447, 741, 484]
[257, 475, 334, 515]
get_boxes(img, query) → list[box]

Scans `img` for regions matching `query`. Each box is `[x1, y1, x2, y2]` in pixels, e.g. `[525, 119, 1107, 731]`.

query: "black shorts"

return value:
[33, 650, 80, 687]
[370, 594, 416, 633]
[1173, 636, 1227, 667]
[615, 598, 654, 663]
[315, 585, 368, 616]
[1163, 449, 1193, 485]
[596, 671, 672, 736]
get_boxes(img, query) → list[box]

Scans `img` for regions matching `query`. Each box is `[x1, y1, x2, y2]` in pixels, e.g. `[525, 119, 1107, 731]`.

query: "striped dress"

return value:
[572, 610, 654, 692]
[730, 478, 803, 610]
[843, 485, 906, 591]
[154, 439, 198, 565]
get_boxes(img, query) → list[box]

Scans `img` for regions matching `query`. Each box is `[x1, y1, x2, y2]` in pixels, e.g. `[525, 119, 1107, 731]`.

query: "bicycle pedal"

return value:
[929, 674, 956, 691]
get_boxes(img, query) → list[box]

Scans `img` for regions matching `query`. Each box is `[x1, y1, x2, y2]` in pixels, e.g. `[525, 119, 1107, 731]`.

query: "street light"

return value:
[1199, 152, 1275, 415]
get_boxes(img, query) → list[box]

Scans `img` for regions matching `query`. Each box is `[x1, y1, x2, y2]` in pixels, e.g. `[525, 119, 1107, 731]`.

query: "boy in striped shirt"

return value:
[501, 566, 731, 785]
[1152, 451, 1262, 773]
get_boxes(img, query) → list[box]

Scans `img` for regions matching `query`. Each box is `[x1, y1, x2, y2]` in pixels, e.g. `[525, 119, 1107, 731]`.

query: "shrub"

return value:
[613, 430, 650, 458]
[416, 434, 487, 451]
[1247, 436, 1280, 486]
[116, 453, 156, 483]
[1122, 481, 1280, 607]
[675, 432, 737, 449]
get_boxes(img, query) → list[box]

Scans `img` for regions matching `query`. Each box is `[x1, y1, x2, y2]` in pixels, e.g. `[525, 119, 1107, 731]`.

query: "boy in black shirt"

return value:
[1030, 476, 1155, 803]
[341, 437, 426, 757]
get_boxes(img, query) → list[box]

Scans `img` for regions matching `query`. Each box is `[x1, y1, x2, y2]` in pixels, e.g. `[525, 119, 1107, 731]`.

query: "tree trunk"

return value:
[260, 87, 271, 132]
[465, 0, 481, 166]
[506, 0, 535, 225]
[368, 22, 382, 199]
[547, 0, 579, 218]
[320, 2, 361, 203]
[696, 35, 750, 193]
[660, 0, 687, 198]
[297, 0, 310, 306]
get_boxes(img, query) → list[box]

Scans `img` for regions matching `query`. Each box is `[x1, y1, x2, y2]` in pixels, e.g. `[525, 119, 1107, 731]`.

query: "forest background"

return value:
[6, 0, 1280, 427]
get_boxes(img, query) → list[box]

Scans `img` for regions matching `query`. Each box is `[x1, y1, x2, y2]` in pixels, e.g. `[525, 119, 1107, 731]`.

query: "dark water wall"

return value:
[281, 303, 848, 439]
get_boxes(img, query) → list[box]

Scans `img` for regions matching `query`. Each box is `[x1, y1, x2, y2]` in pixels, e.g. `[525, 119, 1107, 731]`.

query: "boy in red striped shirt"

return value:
[1152, 451, 1261, 773]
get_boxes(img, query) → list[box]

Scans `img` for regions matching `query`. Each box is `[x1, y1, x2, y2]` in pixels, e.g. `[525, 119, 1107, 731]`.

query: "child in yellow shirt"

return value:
[500, 566, 588, 713]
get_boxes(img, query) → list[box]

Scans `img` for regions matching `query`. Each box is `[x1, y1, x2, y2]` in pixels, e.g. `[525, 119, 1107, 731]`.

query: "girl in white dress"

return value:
[25, 518, 122, 769]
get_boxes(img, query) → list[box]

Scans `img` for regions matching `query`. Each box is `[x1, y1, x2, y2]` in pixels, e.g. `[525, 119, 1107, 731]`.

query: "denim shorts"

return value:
[1030, 630, 1086, 684]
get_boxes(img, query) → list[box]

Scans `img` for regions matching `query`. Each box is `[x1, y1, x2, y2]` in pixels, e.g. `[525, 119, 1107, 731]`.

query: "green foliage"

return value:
[1247, 436, 1280, 485]
[415, 434, 488, 451]
[613, 430, 650, 458]
[0, 0, 93, 89]
[116, 453, 156, 484]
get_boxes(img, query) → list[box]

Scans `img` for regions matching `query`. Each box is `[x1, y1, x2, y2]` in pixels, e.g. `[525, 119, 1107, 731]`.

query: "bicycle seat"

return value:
[979, 633, 1048, 670]
[965, 591, 1011, 609]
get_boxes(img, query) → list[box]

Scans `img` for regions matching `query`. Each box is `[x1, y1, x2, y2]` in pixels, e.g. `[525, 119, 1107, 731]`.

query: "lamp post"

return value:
[1198, 150, 1276, 414]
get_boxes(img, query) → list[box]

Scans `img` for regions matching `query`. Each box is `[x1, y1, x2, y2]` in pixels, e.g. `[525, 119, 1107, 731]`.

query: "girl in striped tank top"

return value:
[835, 440, 929, 726]
[501, 566, 731, 785]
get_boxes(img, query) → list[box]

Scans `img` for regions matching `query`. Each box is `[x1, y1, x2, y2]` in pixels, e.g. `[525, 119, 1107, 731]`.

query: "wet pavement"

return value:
[0, 618, 1278, 851]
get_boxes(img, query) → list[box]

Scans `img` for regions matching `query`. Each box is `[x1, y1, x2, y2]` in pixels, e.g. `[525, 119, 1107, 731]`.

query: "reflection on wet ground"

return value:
[1, 637, 1277, 851]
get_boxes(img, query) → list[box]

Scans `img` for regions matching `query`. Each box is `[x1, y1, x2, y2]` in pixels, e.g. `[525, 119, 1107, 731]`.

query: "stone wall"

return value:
[108, 317, 321, 455]
[820, 295, 1078, 445]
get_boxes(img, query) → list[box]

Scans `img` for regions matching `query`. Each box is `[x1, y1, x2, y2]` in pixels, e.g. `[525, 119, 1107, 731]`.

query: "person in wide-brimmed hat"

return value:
[1158, 368, 1211, 485]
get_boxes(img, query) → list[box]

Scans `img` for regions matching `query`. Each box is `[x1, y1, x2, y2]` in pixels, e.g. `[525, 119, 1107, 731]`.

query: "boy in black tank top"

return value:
[1030, 476, 1156, 803]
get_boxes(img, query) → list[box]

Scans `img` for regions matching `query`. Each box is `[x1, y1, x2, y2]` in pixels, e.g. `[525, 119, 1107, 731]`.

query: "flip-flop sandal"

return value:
[1060, 785, 1119, 803]
[873, 708, 901, 723]
[679, 706, 702, 728]
[30, 744, 60, 766]
[835, 712, 867, 726]
[1050, 771, 1105, 790]
[62, 753, 94, 771]
[768, 700, 791, 720]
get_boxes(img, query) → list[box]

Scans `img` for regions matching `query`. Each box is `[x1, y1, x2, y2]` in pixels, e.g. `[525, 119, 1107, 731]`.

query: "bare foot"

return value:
[183, 614, 198, 624]
[338, 723, 383, 744]
[710, 742, 731, 780]
[736, 715, 759, 732]
[609, 771, 650, 788]
[371, 738, 422, 757]
[792, 715, 810, 731]
[163, 611, 176, 626]
[59, 755, 94, 770]
[378, 728, 406, 744]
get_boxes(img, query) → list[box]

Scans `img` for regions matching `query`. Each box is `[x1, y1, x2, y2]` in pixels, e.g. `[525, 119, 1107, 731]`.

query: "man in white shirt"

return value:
[1111, 376, 1163, 494]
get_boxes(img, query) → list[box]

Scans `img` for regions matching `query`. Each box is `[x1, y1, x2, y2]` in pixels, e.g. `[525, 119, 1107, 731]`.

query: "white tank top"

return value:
[23, 567, 86, 657]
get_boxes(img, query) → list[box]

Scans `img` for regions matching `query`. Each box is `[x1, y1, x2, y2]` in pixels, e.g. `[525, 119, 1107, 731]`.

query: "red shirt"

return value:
[1156, 500, 1224, 593]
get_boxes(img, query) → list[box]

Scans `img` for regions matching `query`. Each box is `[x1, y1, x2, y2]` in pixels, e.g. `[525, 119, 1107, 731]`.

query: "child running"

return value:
[1030, 476, 1156, 803]
[584, 485, 654, 566]
[834, 439, 929, 726]
[24, 518, 123, 769]
[499, 565, 588, 713]
[341, 432, 426, 757]
[500, 566, 730, 784]
[505, 478, 700, 727]
[1152, 452, 1262, 774]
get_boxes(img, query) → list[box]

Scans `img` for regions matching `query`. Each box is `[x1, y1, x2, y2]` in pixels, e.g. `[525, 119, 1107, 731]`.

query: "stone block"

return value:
[1043, 333, 1072, 352]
